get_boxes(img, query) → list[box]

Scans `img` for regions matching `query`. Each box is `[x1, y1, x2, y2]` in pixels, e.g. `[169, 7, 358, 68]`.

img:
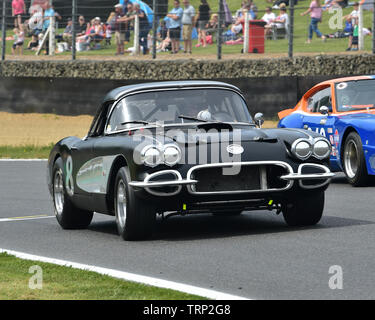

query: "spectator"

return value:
[113, 4, 126, 55]
[167, 0, 183, 54]
[120, 3, 150, 55]
[157, 20, 172, 52]
[62, 18, 73, 48]
[42, 3, 55, 31]
[89, 17, 104, 48]
[344, 2, 359, 51]
[124, 2, 136, 42]
[262, 7, 276, 37]
[350, 16, 359, 51]
[12, 0, 26, 28]
[196, 0, 211, 48]
[12, 27, 24, 55]
[206, 14, 219, 35]
[301, 0, 326, 43]
[27, 34, 39, 51]
[182, 0, 195, 54]
[77, 16, 88, 37]
[270, 4, 289, 30]
[27, 7, 43, 36]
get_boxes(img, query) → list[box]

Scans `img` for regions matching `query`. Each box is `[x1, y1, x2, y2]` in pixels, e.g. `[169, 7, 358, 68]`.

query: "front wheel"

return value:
[342, 132, 369, 187]
[282, 191, 324, 226]
[52, 157, 93, 229]
[114, 167, 156, 241]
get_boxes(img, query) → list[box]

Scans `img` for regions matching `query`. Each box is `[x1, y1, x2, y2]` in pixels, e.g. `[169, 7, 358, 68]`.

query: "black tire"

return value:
[114, 167, 156, 241]
[52, 157, 93, 229]
[282, 191, 324, 226]
[342, 132, 369, 187]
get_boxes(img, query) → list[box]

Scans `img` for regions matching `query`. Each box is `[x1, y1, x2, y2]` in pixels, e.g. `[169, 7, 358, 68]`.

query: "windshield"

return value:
[106, 88, 252, 133]
[336, 79, 375, 112]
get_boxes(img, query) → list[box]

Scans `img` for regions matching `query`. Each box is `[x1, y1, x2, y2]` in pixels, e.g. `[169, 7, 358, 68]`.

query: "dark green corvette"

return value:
[47, 81, 334, 240]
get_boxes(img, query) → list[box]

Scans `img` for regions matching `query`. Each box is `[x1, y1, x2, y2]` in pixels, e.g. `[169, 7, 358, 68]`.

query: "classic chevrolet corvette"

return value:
[47, 81, 334, 240]
[278, 75, 375, 186]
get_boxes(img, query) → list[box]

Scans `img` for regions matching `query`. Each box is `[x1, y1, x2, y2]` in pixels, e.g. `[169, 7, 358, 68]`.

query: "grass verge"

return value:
[0, 145, 53, 159]
[0, 252, 204, 300]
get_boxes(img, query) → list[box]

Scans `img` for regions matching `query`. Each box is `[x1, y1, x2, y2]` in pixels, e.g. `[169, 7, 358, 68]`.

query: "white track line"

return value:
[0, 248, 249, 300]
[0, 216, 54, 222]
[0, 159, 47, 162]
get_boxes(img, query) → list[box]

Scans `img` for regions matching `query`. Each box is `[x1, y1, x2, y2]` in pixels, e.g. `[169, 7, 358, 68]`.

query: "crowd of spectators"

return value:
[8, 0, 373, 56]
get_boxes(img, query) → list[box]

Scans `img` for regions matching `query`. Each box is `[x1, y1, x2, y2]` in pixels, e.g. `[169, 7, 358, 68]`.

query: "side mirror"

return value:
[254, 113, 264, 128]
[320, 106, 329, 115]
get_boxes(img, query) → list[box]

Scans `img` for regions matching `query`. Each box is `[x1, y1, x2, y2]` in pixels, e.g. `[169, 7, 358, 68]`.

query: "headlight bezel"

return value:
[312, 138, 332, 160]
[291, 138, 313, 160]
[291, 137, 331, 160]
[163, 144, 182, 167]
[141, 145, 163, 168]
[140, 144, 182, 167]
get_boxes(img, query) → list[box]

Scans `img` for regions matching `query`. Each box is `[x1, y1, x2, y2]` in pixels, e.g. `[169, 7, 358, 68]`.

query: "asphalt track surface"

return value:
[1, 161, 375, 300]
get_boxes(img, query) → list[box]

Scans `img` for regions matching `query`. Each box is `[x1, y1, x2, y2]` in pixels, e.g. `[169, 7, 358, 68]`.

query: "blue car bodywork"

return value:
[278, 76, 375, 176]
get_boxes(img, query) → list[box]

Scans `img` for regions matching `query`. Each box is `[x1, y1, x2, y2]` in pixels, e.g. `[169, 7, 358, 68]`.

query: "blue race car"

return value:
[278, 75, 375, 186]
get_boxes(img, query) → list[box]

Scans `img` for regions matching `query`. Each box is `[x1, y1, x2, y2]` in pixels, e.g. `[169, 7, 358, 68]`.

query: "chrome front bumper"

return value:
[129, 161, 335, 196]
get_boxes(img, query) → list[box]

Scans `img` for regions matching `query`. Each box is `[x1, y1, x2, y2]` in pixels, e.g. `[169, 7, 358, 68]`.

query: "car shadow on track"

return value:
[331, 174, 375, 186]
[88, 212, 374, 241]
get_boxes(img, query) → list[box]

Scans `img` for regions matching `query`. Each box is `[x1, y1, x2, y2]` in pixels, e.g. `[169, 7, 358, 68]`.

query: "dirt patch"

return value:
[0, 112, 93, 146]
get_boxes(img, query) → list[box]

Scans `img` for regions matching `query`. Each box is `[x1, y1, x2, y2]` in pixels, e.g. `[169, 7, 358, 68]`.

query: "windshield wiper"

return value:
[121, 120, 149, 125]
[178, 115, 208, 123]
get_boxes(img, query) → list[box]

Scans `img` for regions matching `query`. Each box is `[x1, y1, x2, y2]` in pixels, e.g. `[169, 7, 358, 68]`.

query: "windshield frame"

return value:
[335, 79, 375, 113]
[104, 87, 253, 135]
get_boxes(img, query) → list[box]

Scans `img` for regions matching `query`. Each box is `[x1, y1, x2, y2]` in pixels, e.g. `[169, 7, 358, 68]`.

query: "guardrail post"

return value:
[358, 3, 364, 51]
[152, 0, 157, 59]
[134, 14, 140, 55]
[49, 16, 55, 56]
[72, 0, 76, 60]
[1, 0, 6, 61]
[288, 0, 294, 58]
[243, 11, 249, 54]
[217, 0, 223, 60]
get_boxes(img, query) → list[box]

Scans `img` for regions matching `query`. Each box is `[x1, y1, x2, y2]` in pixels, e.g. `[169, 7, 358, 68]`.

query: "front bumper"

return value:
[129, 161, 335, 196]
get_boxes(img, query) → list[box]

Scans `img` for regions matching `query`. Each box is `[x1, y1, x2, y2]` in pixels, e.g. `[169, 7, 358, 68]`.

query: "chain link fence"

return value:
[1, 0, 375, 60]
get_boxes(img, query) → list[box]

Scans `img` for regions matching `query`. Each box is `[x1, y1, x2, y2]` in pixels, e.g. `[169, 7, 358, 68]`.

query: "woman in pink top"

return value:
[301, 0, 326, 43]
[12, 0, 26, 28]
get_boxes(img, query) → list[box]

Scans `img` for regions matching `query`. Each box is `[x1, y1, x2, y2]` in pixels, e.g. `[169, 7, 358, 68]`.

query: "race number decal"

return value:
[65, 156, 74, 196]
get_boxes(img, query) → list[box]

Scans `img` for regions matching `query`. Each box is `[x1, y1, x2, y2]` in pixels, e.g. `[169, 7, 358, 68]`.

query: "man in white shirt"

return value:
[262, 7, 276, 24]
[28, 8, 43, 35]
[262, 6, 276, 37]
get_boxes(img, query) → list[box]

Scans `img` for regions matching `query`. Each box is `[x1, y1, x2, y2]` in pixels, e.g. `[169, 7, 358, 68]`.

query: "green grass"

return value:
[0, 145, 53, 159]
[3, 0, 374, 57]
[0, 252, 204, 300]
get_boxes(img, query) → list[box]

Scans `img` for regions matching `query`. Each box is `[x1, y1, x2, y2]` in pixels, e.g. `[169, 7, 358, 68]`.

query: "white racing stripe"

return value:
[0, 248, 250, 300]
[0, 215, 54, 222]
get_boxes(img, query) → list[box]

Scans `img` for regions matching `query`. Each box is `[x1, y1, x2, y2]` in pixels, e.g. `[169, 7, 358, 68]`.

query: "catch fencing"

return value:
[1, 0, 375, 60]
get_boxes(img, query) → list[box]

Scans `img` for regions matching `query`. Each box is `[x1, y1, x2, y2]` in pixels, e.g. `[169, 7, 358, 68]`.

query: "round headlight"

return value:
[292, 140, 312, 160]
[141, 146, 162, 167]
[313, 139, 331, 159]
[163, 145, 181, 166]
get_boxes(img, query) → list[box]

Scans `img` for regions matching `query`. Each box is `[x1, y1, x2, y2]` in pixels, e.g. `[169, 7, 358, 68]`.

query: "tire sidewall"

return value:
[114, 167, 130, 236]
[343, 132, 368, 186]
